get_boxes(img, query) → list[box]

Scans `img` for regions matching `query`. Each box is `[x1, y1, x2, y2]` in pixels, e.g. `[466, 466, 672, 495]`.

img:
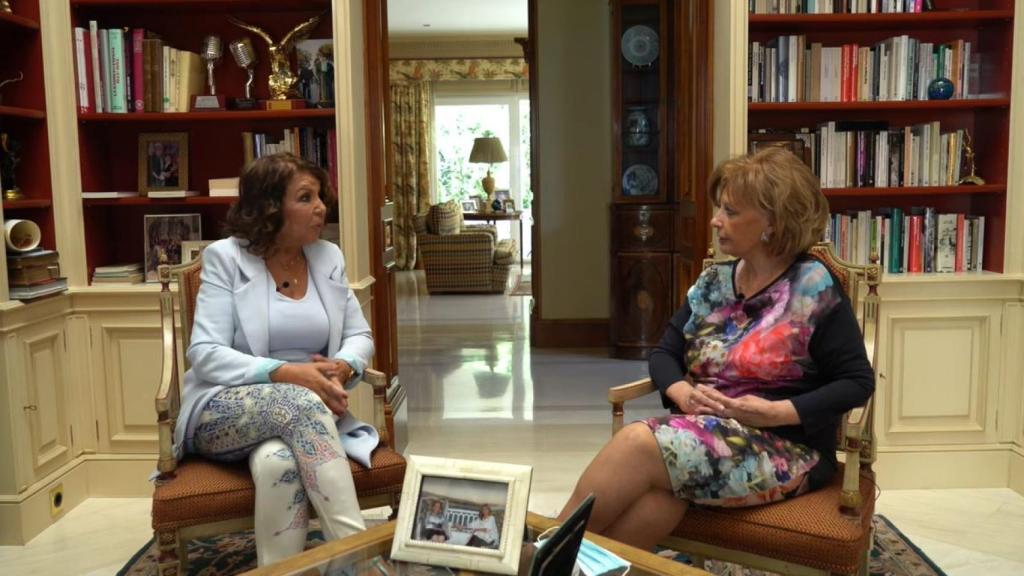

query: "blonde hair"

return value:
[708, 146, 828, 258]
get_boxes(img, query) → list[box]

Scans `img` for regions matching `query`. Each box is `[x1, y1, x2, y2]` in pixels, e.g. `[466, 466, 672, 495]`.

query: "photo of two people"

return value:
[411, 476, 508, 550]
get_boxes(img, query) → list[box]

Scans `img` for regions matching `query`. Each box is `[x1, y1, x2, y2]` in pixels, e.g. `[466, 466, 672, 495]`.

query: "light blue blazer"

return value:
[173, 236, 378, 467]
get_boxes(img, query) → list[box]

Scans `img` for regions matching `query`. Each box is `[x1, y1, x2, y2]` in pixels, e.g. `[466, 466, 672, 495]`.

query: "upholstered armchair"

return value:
[414, 203, 516, 294]
[151, 258, 406, 576]
[608, 242, 881, 575]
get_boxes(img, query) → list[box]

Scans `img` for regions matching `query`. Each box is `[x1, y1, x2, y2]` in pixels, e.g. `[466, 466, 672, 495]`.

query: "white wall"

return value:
[537, 0, 612, 320]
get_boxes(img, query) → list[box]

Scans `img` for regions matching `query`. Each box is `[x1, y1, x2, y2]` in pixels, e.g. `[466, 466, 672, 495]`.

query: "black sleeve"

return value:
[790, 292, 875, 435]
[648, 300, 692, 410]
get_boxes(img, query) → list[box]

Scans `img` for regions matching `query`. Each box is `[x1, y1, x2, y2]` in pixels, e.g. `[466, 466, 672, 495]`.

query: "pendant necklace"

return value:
[273, 253, 304, 290]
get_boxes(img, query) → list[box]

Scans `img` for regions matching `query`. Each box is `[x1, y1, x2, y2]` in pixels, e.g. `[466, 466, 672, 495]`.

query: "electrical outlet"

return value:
[49, 483, 64, 518]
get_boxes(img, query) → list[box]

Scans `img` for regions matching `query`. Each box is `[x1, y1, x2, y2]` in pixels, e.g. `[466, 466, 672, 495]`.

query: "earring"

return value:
[761, 231, 770, 243]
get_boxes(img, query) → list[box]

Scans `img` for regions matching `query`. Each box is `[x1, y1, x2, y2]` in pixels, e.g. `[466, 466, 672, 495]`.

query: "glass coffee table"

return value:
[242, 512, 711, 576]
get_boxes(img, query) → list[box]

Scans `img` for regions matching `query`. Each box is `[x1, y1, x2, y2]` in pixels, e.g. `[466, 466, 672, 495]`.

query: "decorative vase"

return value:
[625, 107, 651, 147]
[927, 77, 954, 100]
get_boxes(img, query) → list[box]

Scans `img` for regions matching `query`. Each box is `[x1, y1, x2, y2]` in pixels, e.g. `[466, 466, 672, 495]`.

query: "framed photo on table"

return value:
[501, 199, 516, 213]
[461, 199, 478, 213]
[180, 240, 214, 264]
[143, 214, 201, 282]
[391, 455, 532, 575]
[138, 132, 189, 195]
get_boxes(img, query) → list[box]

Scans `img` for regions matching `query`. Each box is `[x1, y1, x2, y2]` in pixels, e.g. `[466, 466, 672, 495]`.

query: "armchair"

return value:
[151, 257, 406, 576]
[608, 242, 881, 575]
[416, 217, 516, 294]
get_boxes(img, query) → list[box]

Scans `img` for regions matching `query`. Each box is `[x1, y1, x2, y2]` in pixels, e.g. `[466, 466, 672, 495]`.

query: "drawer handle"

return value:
[23, 405, 38, 412]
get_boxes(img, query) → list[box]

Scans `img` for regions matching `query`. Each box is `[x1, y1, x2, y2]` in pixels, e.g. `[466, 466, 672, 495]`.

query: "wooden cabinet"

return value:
[0, 297, 74, 493]
[609, 0, 712, 358]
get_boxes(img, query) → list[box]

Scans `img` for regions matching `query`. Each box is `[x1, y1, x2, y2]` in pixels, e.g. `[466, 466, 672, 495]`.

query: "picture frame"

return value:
[143, 214, 202, 282]
[461, 199, 478, 213]
[138, 132, 189, 195]
[391, 455, 532, 575]
[180, 239, 214, 264]
[381, 202, 396, 269]
[501, 199, 516, 213]
[295, 38, 335, 107]
[747, 133, 812, 168]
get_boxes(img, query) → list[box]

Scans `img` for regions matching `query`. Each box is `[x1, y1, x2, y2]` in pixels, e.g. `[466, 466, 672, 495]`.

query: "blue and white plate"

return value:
[622, 164, 658, 196]
[621, 25, 659, 67]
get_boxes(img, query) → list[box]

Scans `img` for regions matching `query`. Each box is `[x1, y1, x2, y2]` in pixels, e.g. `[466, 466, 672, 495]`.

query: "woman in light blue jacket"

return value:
[178, 153, 376, 566]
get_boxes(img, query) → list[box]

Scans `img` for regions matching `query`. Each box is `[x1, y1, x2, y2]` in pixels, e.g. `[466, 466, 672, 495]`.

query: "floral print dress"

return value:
[644, 257, 870, 508]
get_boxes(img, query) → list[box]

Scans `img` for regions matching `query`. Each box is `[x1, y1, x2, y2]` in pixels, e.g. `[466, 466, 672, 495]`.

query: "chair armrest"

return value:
[608, 378, 658, 435]
[840, 395, 874, 517]
[155, 265, 180, 476]
[363, 368, 393, 449]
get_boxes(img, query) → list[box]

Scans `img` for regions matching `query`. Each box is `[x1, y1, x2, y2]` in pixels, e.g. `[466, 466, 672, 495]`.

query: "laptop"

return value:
[529, 494, 595, 576]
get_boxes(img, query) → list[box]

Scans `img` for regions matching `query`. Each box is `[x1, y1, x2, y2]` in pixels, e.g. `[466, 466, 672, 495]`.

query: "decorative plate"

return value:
[622, 164, 658, 196]
[621, 25, 659, 67]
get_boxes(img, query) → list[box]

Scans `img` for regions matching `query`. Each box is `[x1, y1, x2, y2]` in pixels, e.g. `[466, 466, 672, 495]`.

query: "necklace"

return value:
[269, 253, 304, 290]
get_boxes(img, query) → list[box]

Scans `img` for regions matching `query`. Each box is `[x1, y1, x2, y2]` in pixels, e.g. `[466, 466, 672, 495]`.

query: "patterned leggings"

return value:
[193, 384, 365, 567]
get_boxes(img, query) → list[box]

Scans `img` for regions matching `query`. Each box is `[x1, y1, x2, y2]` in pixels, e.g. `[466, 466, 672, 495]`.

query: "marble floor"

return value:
[1, 268, 1022, 575]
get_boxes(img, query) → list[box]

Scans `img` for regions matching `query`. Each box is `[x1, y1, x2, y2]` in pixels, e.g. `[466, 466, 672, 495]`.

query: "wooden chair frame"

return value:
[153, 258, 403, 575]
[608, 242, 881, 575]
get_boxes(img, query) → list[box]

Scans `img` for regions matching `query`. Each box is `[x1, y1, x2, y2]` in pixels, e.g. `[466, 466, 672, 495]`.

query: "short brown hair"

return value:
[707, 146, 828, 258]
[223, 153, 336, 256]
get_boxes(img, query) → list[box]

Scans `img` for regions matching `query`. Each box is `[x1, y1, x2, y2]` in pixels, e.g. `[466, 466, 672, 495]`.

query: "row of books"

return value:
[92, 262, 144, 284]
[772, 120, 968, 189]
[750, 0, 932, 14]
[749, 35, 974, 103]
[72, 23, 204, 114]
[7, 249, 67, 301]
[241, 127, 338, 189]
[826, 208, 984, 274]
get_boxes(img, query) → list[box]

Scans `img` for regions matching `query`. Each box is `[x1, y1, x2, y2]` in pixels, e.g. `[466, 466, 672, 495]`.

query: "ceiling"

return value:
[387, 0, 528, 37]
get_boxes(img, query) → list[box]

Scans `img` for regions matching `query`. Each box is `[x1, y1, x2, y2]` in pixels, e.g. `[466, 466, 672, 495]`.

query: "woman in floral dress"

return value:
[558, 147, 874, 549]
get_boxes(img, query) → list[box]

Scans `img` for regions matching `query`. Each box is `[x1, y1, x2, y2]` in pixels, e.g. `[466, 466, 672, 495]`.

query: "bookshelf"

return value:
[68, 0, 336, 283]
[747, 0, 1015, 274]
[1, 0, 58, 299]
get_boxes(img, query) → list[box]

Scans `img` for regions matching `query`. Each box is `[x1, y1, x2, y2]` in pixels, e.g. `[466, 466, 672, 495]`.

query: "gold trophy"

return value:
[958, 130, 986, 185]
[228, 12, 325, 110]
[0, 2, 12, 15]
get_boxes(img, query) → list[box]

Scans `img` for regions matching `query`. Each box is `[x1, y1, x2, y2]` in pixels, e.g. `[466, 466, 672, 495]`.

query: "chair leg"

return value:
[156, 529, 183, 576]
[857, 524, 875, 576]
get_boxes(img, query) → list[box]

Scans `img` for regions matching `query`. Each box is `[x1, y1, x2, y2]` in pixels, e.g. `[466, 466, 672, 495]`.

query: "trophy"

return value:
[228, 12, 325, 110]
[1, 133, 23, 201]
[0, 2, 11, 15]
[192, 35, 226, 110]
[958, 130, 986, 185]
[228, 37, 258, 110]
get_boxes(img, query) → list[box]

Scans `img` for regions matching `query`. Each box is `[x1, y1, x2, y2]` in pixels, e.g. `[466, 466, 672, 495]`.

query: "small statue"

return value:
[228, 12, 325, 100]
[958, 130, 986, 186]
[1, 133, 24, 201]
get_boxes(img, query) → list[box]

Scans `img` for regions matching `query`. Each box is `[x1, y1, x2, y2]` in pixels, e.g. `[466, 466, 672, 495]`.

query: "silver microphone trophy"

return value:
[192, 35, 226, 110]
[228, 38, 258, 110]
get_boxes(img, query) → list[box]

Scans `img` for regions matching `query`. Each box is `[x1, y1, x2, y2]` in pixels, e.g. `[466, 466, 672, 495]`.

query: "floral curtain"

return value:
[390, 81, 433, 270]
[390, 58, 528, 83]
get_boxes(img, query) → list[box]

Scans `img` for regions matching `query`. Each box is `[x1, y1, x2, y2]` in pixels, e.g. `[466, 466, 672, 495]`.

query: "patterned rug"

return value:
[510, 275, 531, 296]
[118, 515, 944, 576]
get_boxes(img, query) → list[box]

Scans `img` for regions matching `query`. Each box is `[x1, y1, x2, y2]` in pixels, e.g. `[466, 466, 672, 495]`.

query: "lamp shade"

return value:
[469, 137, 508, 164]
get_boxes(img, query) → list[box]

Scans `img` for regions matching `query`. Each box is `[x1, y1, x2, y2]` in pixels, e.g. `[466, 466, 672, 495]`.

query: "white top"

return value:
[468, 515, 499, 544]
[268, 268, 329, 362]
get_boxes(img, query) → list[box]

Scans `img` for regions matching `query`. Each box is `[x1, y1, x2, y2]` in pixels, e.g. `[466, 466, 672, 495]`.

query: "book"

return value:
[208, 177, 239, 197]
[9, 278, 68, 301]
[132, 28, 145, 113]
[10, 264, 61, 286]
[82, 191, 139, 199]
[89, 21, 103, 113]
[94, 262, 143, 275]
[176, 50, 205, 112]
[91, 273, 144, 284]
[7, 249, 60, 268]
[108, 28, 127, 113]
[146, 190, 199, 198]
[73, 27, 91, 113]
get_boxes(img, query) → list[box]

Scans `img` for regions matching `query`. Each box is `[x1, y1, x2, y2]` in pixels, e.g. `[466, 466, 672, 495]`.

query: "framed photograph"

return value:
[381, 202, 396, 269]
[296, 39, 334, 107]
[144, 214, 201, 282]
[502, 199, 516, 213]
[138, 132, 188, 195]
[391, 455, 532, 575]
[748, 133, 812, 168]
[180, 240, 214, 264]
[461, 200, 478, 213]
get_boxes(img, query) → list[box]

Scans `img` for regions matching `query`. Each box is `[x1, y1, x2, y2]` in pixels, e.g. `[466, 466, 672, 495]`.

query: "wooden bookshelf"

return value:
[747, 1, 1015, 273]
[0, 0, 57, 276]
[70, 0, 335, 282]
